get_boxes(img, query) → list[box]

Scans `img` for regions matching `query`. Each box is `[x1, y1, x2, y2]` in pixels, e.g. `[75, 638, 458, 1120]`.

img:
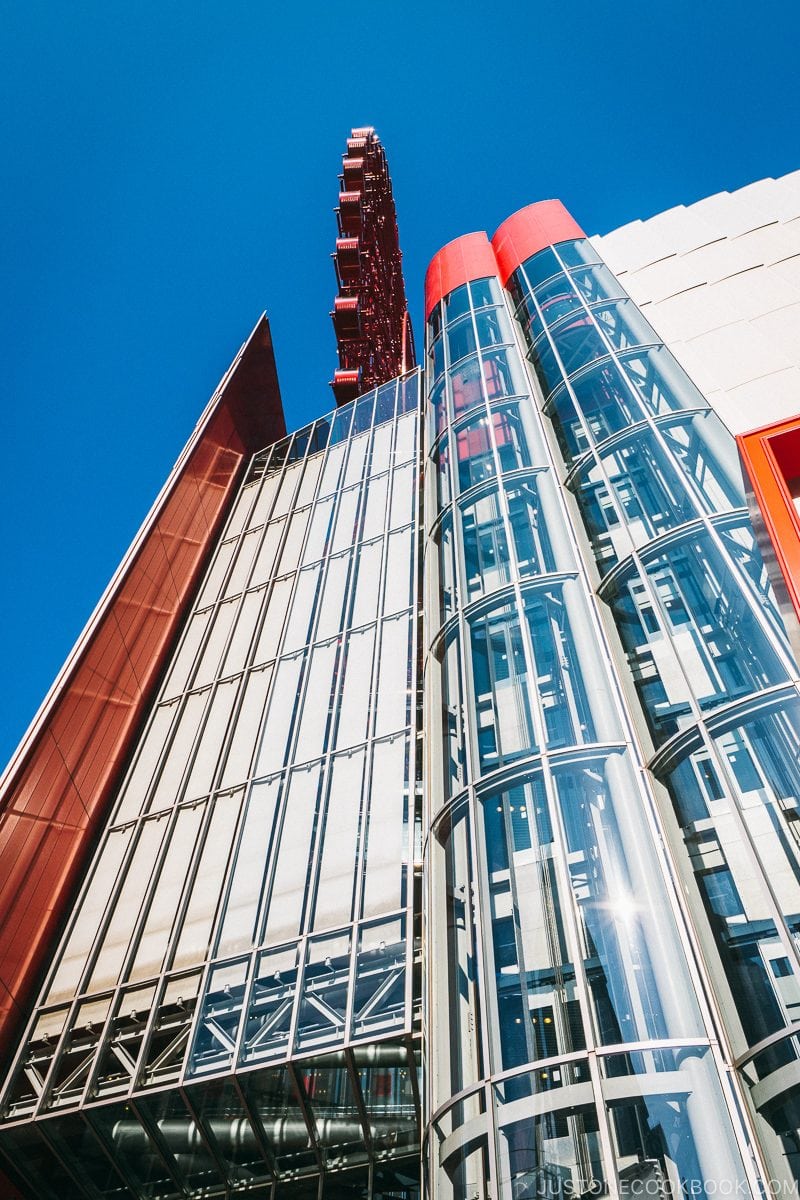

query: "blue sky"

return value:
[2, 0, 799, 765]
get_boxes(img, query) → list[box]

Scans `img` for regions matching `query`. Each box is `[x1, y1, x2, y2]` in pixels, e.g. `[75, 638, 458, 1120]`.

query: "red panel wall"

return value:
[0, 316, 285, 1064]
[738, 415, 800, 662]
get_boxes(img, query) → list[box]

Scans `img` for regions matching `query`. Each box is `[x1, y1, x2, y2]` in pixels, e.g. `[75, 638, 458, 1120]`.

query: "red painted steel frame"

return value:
[331, 127, 415, 404]
[424, 200, 586, 319]
[0, 315, 285, 1066]
[739, 415, 800, 660]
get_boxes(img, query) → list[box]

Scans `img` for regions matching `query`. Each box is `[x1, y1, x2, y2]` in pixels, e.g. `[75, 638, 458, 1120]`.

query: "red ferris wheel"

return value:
[330, 127, 416, 406]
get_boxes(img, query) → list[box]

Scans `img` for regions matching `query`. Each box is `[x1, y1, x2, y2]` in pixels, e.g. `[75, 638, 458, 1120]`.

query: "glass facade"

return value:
[509, 247, 800, 1181]
[423, 251, 800, 1198]
[0, 374, 422, 1200]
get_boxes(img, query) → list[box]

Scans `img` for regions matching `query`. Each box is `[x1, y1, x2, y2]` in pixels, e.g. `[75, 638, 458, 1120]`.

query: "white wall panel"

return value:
[263, 764, 321, 943]
[316, 551, 351, 641]
[216, 776, 281, 956]
[193, 598, 239, 687]
[220, 664, 273, 789]
[375, 616, 410, 736]
[224, 586, 266, 675]
[361, 736, 407, 918]
[370, 422, 393, 475]
[363, 473, 389, 541]
[594, 173, 800, 436]
[395, 411, 417, 463]
[313, 749, 366, 930]
[172, 790, 242, 970]
[254, 652, 304, 777]
[336, 625, 376, 749]
[283, 562, 321, 653]
[163, 609, 213, 699]
[352, 540, 382, 628]
[184, 676, 239, 800]
[294, 639, 337, 763]
[249, 518, 285, 587]
[332, 486, 360, 553]
[254, 577, 291, 664]
[248, 472, 281, 529]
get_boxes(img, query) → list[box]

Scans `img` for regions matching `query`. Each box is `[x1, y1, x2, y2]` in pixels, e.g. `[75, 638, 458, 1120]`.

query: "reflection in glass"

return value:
[480, 777, 585, 1071]
[605, 1047, 752, 1194]
[470, 604, 536, 772]
[496, 1062, 605, 1200]
[610, 532, 789, 744]
[524, 588, 596, 749]
[506, 477, 556, 579]
[461, 489, 512, 602]
[450, 353, 485, 420]
[553, 753, 704, 1046]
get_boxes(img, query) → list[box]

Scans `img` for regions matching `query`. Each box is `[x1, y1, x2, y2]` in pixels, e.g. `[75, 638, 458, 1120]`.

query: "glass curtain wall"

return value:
[510, 239, 800, 1188]
[424, 274, 759, 1198]
[0, 374, 422, 1200]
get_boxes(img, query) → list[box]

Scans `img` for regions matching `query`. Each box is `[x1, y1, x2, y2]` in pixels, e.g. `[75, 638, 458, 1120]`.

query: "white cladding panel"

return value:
[592, 172, 800, 436]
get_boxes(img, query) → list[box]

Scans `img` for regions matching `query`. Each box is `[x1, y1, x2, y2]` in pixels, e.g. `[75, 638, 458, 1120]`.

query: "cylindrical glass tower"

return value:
[423, 204, 800, 1197]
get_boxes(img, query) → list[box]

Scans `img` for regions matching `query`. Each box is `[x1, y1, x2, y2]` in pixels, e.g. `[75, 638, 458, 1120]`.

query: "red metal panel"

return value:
[491, 200, 585, 285]
[738, 414, 800, 661]
[0, 315, 285, 1064]
[424, 232, 497, 321]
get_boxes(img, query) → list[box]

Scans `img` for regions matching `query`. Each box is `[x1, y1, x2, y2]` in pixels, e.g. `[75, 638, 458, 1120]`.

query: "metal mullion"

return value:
[228, 941, 262, 1075]
[179, 1083, 231, 1190]
[500, 278, 638, 1193]
[231, 1071, 279, 1180]
[28, 1115, 107, 1200]
[284, 933, 308, 1061]
[113, 799, 204, 994]
[285, 1059, 324, 1174]
[33, 812, 172, 1118]
[127, 1094, 189, 1197]
[343, 1045, 374, 1157]
[408, 381, 425, 1040]
[350, 415, 418, 955]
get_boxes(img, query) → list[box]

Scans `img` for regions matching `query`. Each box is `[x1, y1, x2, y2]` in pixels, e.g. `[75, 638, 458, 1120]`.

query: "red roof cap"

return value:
[492, 200, 584, 284]
[424, 232, 497, 320]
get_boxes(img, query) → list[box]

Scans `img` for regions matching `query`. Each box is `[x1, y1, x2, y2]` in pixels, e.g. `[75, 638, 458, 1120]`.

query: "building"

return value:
[0, 131, 800, 1199]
